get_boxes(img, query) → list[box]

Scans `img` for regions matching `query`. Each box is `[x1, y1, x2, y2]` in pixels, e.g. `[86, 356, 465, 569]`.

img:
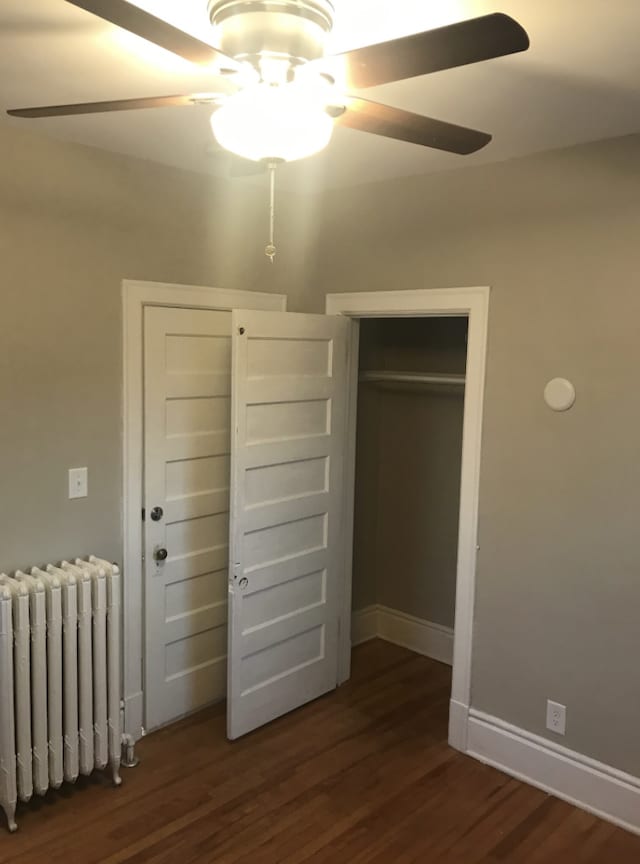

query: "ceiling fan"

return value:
[8, 1, 530, 164]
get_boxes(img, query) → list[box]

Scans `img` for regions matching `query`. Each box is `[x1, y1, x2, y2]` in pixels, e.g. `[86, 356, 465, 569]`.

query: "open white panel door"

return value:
[228, 310, 349, 739]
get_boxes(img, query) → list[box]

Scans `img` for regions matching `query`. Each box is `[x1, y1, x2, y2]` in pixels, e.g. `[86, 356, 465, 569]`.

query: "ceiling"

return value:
[1, 1, 639, 190]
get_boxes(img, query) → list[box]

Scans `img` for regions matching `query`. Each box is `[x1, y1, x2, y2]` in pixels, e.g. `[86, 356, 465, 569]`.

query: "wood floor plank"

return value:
[1, 640, 639, 863]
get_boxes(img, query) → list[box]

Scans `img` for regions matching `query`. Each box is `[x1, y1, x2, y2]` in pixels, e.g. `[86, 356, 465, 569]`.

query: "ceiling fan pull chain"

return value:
[265, 161, 277, 263]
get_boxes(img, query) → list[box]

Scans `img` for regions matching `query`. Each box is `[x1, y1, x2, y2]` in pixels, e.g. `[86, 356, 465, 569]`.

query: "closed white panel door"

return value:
[144, 306, 231, 730]
[228, 310, 349, 739]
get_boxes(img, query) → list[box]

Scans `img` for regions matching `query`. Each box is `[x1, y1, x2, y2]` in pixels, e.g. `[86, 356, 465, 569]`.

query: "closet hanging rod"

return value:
[359, 371, 466, 386]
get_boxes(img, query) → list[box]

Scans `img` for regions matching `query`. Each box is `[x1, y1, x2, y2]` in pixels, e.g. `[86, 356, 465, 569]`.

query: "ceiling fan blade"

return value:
[335, 97, 491, 155]
[65, 0, 240, 71]
[7, 94, 222, 118]
[322, 13, 529, 90]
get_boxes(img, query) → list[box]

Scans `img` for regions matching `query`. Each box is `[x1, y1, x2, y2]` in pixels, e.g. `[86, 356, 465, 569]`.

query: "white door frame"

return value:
[326, 287, 490, 752]
[122, 279, 286, 740]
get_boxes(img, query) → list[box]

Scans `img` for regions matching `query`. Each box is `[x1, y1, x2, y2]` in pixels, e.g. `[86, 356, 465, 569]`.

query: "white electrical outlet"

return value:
[68, 467, 88, 499]
[546, 700, 566, 735]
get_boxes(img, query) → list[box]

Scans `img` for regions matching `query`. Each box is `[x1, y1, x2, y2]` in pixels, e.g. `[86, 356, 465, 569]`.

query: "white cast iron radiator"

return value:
[0, 556, 122, 833]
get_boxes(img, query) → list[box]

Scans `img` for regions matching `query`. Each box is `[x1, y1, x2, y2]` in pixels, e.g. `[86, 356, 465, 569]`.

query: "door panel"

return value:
[228, 310, 348, 739]
[144, 306, 231, 730]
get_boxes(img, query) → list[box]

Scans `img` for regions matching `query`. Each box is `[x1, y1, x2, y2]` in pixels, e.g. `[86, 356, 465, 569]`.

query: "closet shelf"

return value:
[359, 370, 466, 387]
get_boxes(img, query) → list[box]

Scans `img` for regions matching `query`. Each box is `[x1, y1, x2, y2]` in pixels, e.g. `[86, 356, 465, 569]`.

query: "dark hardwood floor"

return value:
[2, 640, 639, 862]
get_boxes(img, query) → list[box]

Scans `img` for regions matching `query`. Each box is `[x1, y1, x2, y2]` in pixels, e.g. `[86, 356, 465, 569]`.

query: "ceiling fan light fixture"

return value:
[208, 0, 335, 67]
[210, 81, 333, 163]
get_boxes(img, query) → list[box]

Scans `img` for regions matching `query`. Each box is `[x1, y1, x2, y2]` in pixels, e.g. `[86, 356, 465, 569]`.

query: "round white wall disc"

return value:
[544, 378, 576, 412]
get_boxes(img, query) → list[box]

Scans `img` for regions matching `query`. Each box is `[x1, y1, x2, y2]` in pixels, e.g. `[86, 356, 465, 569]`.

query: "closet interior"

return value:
[351, 315, 469, 673]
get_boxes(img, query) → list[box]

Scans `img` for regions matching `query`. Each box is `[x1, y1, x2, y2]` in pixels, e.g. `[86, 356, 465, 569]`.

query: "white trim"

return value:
[448, 700, 470, 752]
[326, 286, 487, 317]
[351, 605, 454, 665]
[351, 605, 378, 646]
[377, 606, 454, 665]
[467, 709, 640, 837]
[326, 287, 490, 750]
[122, 280, 286, 740]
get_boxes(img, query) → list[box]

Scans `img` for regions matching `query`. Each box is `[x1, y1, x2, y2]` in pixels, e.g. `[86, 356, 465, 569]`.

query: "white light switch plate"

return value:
[68, 467, 88, 499]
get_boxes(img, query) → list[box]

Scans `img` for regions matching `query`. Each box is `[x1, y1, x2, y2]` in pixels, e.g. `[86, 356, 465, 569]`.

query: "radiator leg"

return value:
[111, 760, 123, 788]
[3, 803, 18, 834]
[121, 735, 140, 769]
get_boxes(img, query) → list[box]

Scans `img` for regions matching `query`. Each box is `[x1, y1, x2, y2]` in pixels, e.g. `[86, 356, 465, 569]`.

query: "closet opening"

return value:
[350, 315, 469, 726]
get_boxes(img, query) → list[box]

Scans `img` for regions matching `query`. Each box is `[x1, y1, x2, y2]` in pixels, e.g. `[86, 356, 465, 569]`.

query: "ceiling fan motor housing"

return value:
[208, 0, 334, 70]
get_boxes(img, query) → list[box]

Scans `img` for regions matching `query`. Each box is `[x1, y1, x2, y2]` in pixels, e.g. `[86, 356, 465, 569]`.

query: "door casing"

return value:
[326, 287, 490, 754]
[122, 280, 286, 740]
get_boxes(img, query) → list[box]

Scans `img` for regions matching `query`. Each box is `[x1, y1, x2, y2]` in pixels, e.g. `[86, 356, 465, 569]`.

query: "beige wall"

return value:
[0, 123, 306, 573]
[299, 134, 640, 777]
[375, 388, 464, 628]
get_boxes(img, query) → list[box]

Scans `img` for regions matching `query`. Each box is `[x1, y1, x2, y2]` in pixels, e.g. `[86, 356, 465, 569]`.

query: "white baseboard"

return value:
[467, 709, 640, 837]
[351, 604, 454, 666]
[351, 605, 379, 646]
[377, 606, 454, 666]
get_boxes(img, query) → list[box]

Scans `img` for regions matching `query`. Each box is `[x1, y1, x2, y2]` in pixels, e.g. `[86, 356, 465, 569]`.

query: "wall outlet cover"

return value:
[546, 699, 566, 735]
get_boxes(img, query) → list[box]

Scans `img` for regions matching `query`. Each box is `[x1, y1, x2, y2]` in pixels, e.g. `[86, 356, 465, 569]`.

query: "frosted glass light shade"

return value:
[211, 82, 333, 163]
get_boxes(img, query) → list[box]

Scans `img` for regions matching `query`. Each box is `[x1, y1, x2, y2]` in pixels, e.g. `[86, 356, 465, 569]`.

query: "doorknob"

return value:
[154, 547, 168, 562]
